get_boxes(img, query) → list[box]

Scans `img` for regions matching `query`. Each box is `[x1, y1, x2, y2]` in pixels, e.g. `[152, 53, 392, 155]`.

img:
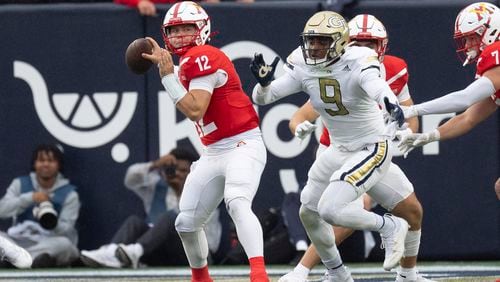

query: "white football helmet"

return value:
[454, 2, 500, 65]
[300, 11, 350, 66]
[162, 1, 211, 55]
[348, 14, 388, 62]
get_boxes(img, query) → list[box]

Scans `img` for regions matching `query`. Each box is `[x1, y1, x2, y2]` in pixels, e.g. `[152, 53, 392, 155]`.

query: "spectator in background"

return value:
[114, 0, 253, 17]
[80, 147, 223, 268]
[0, 144, 80, 268]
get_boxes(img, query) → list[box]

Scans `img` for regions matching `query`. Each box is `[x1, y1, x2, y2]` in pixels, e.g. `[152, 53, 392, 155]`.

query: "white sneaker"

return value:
[0, 235, 32, 269]
[81, 244, 122, 268]
[395, 271, 436, 282]
[278, 270, 308, 282]
[322, 266, 354, 282]
[115, 243, 142, 269]
[380, 214, 409, 271]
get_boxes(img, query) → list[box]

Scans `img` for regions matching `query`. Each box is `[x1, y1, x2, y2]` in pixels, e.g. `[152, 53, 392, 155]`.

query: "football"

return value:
[125, 38, 153, 74]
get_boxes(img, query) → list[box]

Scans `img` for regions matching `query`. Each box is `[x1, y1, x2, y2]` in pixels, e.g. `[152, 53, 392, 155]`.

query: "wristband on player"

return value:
[161, 74, 187, 104]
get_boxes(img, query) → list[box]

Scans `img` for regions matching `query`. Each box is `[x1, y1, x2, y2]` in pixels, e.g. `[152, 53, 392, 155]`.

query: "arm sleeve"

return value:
[124, 162, 160, 200]
[414, 76, 496, 115]
[53, 191, 80, 237]
[359, 67, 399, 109]
[252, 72, 303, 105]
[0, 179, 33, 218]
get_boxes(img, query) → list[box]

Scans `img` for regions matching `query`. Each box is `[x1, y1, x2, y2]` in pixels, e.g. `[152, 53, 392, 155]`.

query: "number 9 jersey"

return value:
[178, 44, 260, 146]
[285, 45, 394, 151]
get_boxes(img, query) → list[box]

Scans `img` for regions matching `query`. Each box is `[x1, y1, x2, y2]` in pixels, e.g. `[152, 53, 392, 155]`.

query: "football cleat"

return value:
[381, 214, 409, 271]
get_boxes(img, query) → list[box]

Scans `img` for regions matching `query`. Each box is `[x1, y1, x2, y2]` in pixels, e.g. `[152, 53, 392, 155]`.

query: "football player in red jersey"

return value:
[279, 15, 432, 282]
[142, 2, 269, 281]
[399, 2, 500, 198]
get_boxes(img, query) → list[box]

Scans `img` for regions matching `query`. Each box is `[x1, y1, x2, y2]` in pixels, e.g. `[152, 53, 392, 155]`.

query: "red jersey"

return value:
[114, 0, 177, 7]
[319, 55, 410, 146]
[476, 41, 500, 105]
[179, 45, 259, 146]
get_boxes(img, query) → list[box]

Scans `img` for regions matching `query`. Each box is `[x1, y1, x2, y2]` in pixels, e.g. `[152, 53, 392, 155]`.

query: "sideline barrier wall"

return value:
[0, 1, 498, 260]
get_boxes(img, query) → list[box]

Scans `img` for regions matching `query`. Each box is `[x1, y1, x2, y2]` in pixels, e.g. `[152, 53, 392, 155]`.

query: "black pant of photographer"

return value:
[111, 210, 188, 266]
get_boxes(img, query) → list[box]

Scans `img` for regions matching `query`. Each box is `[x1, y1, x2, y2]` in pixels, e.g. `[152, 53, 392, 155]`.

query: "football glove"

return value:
[398, 129, 440, 158]
[394, 128, 413, 142]
[294, 121, 317, 140]
[384, 97, 405, 127]
[250, 53, 280, 87]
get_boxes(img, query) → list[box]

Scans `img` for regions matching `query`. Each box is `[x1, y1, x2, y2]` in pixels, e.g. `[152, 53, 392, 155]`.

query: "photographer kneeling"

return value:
[81, 147, 223, 268]
[0, 144, 80, 268]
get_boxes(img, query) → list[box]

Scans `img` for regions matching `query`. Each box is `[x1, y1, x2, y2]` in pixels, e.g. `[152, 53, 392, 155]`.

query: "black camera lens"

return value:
[163, 165, 176, 177]
[39, 213, 58, 230]
[34, 201, 58, 230]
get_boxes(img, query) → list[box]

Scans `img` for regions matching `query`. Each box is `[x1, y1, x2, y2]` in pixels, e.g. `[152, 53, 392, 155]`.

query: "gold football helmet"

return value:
[300, 11, 350, 66]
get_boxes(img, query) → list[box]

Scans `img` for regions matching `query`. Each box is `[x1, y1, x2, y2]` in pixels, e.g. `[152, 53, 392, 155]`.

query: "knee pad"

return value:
[317, 200, 349, 227]
[226, 197, 252, 221]
[175, 211, 203, 233]
[404, 230, 421, 257]
[299, 205, 336, 251]
[299, 204, 320, 229]
[317, 200, 335, 223]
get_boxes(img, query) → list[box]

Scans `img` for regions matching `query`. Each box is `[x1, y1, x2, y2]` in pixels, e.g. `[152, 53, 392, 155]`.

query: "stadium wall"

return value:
[0, 0, 498, 260]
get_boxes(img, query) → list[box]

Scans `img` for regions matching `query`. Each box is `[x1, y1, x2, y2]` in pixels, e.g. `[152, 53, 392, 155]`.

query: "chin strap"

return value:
[463, 50, 478, 66]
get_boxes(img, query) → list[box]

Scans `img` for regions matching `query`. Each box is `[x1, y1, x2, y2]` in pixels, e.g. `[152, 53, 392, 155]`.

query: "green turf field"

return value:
[0, 261, 498, 281]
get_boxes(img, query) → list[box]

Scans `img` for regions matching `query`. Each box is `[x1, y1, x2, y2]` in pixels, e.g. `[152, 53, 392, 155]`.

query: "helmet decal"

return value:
[328, 16, 347, 29]
[468, 3, 495, 21]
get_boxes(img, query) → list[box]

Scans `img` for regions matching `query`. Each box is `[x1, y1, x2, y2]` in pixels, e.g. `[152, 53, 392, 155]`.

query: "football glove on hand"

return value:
[398, 129, 440, 158]
[250, 53, 280, 87]
[294, 121, 317, 140]
[384, 97, 405, 127]
[394, 127, 413, 142]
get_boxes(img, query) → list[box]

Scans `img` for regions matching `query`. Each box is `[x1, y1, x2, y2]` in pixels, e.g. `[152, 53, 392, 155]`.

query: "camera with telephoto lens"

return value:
[162, 165, 177, 177]
[32, 201, 58, 230]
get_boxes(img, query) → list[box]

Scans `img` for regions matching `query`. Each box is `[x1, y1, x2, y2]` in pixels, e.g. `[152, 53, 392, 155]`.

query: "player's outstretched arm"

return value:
[289, 101, 320, 139]
[399, 97, 497, 157]
[404, 75, 497, 118]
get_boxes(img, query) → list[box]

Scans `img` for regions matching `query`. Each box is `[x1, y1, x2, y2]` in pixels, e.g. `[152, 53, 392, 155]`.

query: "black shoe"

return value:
[288, 250, 305, 266]
[32, 253, 56, 268]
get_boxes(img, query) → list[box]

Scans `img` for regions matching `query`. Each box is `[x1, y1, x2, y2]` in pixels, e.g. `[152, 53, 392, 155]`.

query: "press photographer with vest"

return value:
[0, 144, 80, 268]
[80, 147, 223, 269]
